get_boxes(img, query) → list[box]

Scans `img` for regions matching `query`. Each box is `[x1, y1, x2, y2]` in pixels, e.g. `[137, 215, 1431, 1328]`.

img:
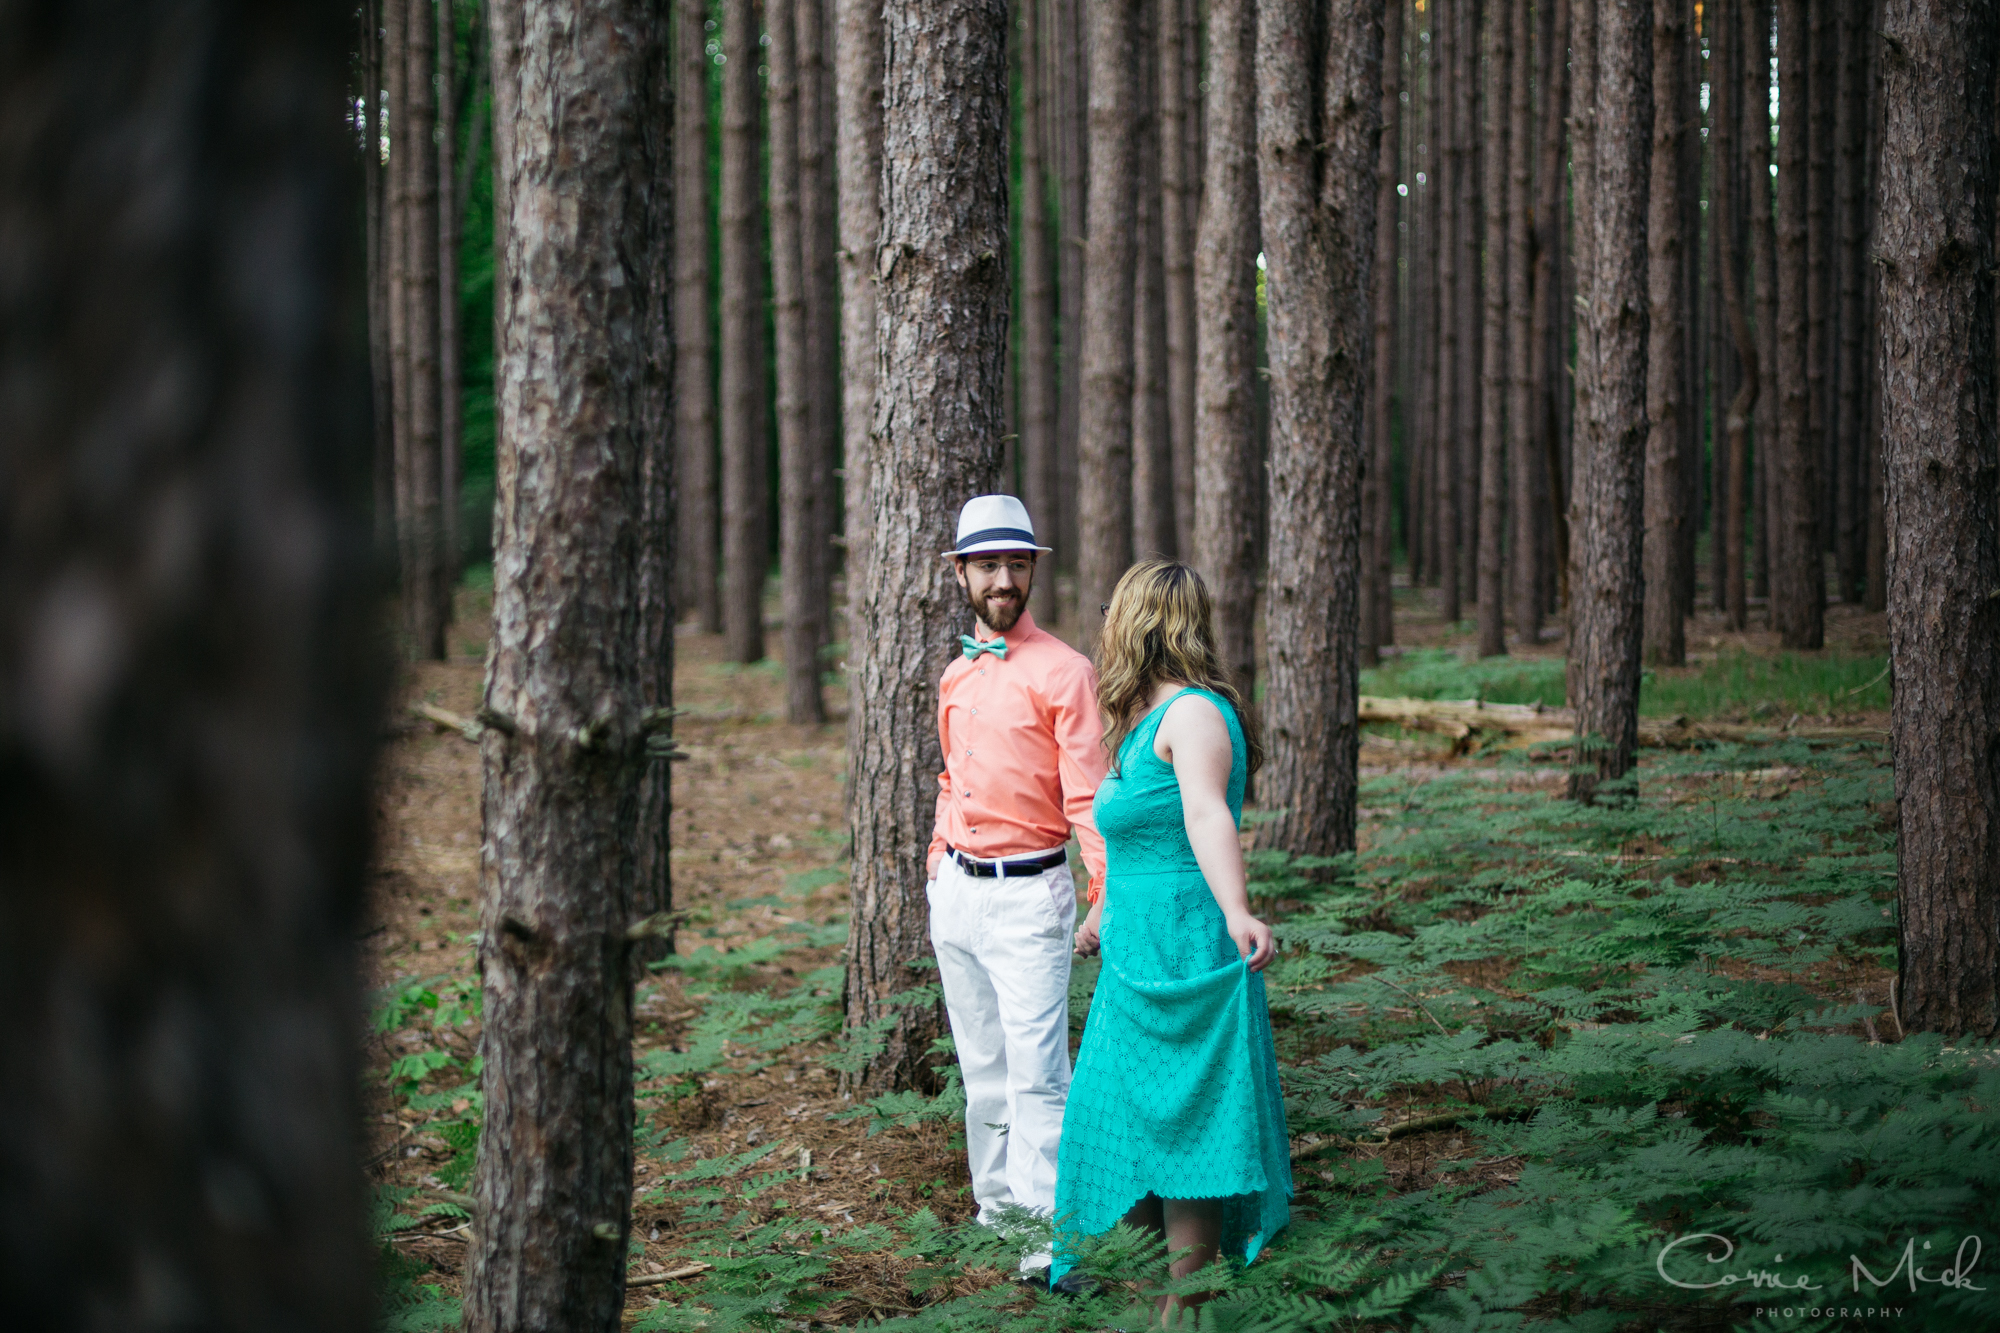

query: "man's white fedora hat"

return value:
[940, 494, 1053, 558]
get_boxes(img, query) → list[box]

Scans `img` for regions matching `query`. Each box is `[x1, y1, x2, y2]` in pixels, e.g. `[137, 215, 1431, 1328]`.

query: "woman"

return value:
[1051, 559, 1292, 1311]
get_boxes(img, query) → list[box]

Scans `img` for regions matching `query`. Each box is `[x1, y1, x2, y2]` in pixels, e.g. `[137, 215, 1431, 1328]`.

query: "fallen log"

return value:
[1357, 696, 1886, 752]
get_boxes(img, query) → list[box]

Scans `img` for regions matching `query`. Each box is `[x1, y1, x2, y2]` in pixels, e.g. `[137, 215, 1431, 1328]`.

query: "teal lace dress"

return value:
[1050, 687, 1291, 1282]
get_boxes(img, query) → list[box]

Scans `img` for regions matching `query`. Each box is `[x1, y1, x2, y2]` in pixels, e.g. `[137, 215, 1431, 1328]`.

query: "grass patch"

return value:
[1363, 647, 1891, 718]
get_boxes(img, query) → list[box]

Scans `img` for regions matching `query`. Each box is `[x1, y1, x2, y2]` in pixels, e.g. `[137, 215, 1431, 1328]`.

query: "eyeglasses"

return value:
[1100, 603, 1109, 616]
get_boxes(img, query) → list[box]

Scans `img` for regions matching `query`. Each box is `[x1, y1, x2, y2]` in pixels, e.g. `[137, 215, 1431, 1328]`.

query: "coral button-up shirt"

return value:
[926, 611, 1110, 899]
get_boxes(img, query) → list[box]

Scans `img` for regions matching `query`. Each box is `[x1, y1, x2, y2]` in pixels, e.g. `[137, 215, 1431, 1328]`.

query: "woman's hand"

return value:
[1074, 896, 1104, 957]
[1225, 911, 1275, 971]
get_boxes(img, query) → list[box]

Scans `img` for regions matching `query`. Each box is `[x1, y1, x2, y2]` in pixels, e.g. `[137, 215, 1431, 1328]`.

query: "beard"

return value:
[971, 585, 1027, 633]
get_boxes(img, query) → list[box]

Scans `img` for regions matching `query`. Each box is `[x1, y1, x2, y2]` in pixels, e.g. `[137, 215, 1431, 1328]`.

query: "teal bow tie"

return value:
[960, 634, 1008, 661]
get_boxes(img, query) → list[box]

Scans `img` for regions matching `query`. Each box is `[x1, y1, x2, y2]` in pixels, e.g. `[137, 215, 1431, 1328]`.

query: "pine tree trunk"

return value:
[1567, 0, 1652, 803]
[1806, 0, 1834, 587]
[463, 2, 672, 1326]
[1677, 11, 1701, 617]
[402, 0, 448, 660]
[1716, 0, 1761, 632]
[1159, 0, 1199, 568]
[720, 0, 768, 663]
[844, 0, 1009, 1092]
[439, 0, 463, 591]
[1366, 0, 1404, 661]
[1417, 3, 1443, 592]
[1863, 7, 1888, 614]
[1772, 0, 1823, 647]
[365, 1, 395, 563]
[1435, 0, 1462, 622]
[1504, 0, 1536, 643]
[1748, 0, 1777, 609]
[1258, 0, 1381, 859]
[1643, 0, 1689, 667]
[836, 0, 883, 644]
[1877, 0, 2000, 1040]
[1475, 0, 1510, 658]
[1456, 0, 1483, 605]
[1531, 0, 1573, 615]
[388, 0, 412, 579]
[1079, 0, 1139, 650]
[1832, 0, 1868, 605]
[769, 0, 825, 724]
[799, 0, 839, 636]
[0, 8, 380, 1324]
[1132, 1, 1176, 559]
[1055, 0, 1087, 580]
[677, 0, 721, 633]
[1019, 0, 1060, 622]
[1193, 0, 1261, 697]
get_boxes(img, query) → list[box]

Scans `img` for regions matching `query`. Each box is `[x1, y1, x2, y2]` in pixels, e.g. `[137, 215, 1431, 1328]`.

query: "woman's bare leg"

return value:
[1159, 1197, 1222, 1322]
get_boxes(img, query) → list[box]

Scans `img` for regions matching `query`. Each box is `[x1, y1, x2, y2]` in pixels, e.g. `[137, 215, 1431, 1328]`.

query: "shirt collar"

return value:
[973, 609, 1038, 645]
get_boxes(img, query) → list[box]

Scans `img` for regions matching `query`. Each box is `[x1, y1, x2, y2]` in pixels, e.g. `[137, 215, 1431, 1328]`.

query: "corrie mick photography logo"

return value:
[1655, 1232, 1986, 1322]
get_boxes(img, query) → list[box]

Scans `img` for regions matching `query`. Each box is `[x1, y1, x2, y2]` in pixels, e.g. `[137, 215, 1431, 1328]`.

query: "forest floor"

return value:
[362, 575, 1899, 1328]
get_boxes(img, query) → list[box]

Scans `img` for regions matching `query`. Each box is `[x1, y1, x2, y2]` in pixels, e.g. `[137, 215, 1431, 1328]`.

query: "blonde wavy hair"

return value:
[1095, 559, 1263, 777]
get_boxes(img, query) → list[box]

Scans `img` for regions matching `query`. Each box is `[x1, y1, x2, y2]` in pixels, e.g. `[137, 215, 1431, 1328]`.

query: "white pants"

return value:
[927, 849, 1076, 1233]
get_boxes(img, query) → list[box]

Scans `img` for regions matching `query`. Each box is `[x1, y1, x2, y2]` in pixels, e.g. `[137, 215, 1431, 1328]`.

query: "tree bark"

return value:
[1772, 0, 1824, 647]
[1878, 0, 2000, 1039]
[1476, 0, 1511, 658]
[1643, 0, 1689, 667]
[1365, 0, 1404, 662]
[1716, 0, 1760, 632]
[1500, 0, 1534, 644]
[799, 0, 840, 636]
[1019, 0, 1060, 622]
[1055, 0, 1087, 579]
[1132, 0, 1176, 559]
[1567, 0, 1651, 803]
[677, 0, 721, 632]
[1531, 0, 1572, 615]
[466, 4, 671, 1325]
[365, 0, 396, 562]
[387, 0, 412, 580]
[1455, 0, 1483, 604]
[401, 0, 448, 659]
[1435, 0, 1462, 622]
[769, 0, 826, 724]
[1258, 0, 1381, 859]
[1748, 0, 1777, 609]
[1159, 0, 1199, 566]
[836, 0, 884, 645]
[439, 0, 463, 591]
[844, 0, 1009, 1092]
[1079, 0, 1139, 651]
[720, 0, 768, 663]
[1832, 0, 1868, 605]
[0, 7, 380, 1325]
[1193, 0, 1261, 697]
[1806, 0, 1834, 586]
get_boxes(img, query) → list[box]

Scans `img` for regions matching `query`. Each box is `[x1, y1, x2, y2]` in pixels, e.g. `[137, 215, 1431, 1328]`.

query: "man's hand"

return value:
[1074, 896, 1104, 957]
[1225, 911, 1275, 971]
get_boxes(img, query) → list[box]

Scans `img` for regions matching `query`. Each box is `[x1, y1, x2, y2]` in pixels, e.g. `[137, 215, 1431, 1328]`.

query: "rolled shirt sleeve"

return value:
[1045, 656, 1110, 898]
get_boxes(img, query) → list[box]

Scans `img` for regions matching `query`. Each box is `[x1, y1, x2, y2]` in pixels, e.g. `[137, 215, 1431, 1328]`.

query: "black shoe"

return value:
[1011, 1268, 1050, 1294]
[1050, 1270, 1099, 1299]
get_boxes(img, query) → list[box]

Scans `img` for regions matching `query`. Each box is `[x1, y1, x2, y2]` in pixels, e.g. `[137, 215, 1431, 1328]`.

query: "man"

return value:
[926, 494, 1107, 1280]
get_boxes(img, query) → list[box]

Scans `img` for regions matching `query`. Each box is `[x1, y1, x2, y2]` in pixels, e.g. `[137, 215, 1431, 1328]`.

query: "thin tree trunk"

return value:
[366, 0, 397, 563]
[1567, 0, 1651, 802]
[1748, 0, 1776, 607]
[1877, 0, 2000, 1039]
[800, 0, 839, 640]
[1677, 9, 1701, 616]
[1409, 10, 1435, 592]
[1132, 0, 1176, 559]
[1435, 0, 1462, 621]
[465, 1, 672, 1325]
[1709, 0, 1735, 612]
[1806, 0, 1834, 578]
[1476, 0, 1511, 658]
[1456, 0, 1483, 608]
[1532, 0, 1573, 614]
[720, 0, 768, 663]
[1079, 0, 1139, 651]
[1643, 0, 1689, 667]
[1505, 0, 1536, 643]
[836, 0, 884, 645]
[1056, 0, 1087, 581]
[677, 0, 721, 632]
[1833, 0, 1867, 604]
[439, 0, 463, 592]
[844, 0, 1010, 1092]
[1863, 8, 1888, 614]
[1773, 0, 1824, 647]
[402, 0, 448, 659]
[1160, 0, 1199, 566]
[388, 0, 411, 584]
[769, 0, 826, 724]
[1258, 0, 1381, 859]
[1193, 0, 1261, 697]
[0, 7, 379, 1325]
[1019, 0, 1060, 623]
[1716, 0, 1760, 632]
[1366, 0, 1404, 661]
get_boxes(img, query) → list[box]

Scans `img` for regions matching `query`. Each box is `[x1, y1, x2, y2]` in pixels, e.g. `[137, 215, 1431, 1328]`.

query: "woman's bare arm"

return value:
[1155, 693, 1274, 970]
